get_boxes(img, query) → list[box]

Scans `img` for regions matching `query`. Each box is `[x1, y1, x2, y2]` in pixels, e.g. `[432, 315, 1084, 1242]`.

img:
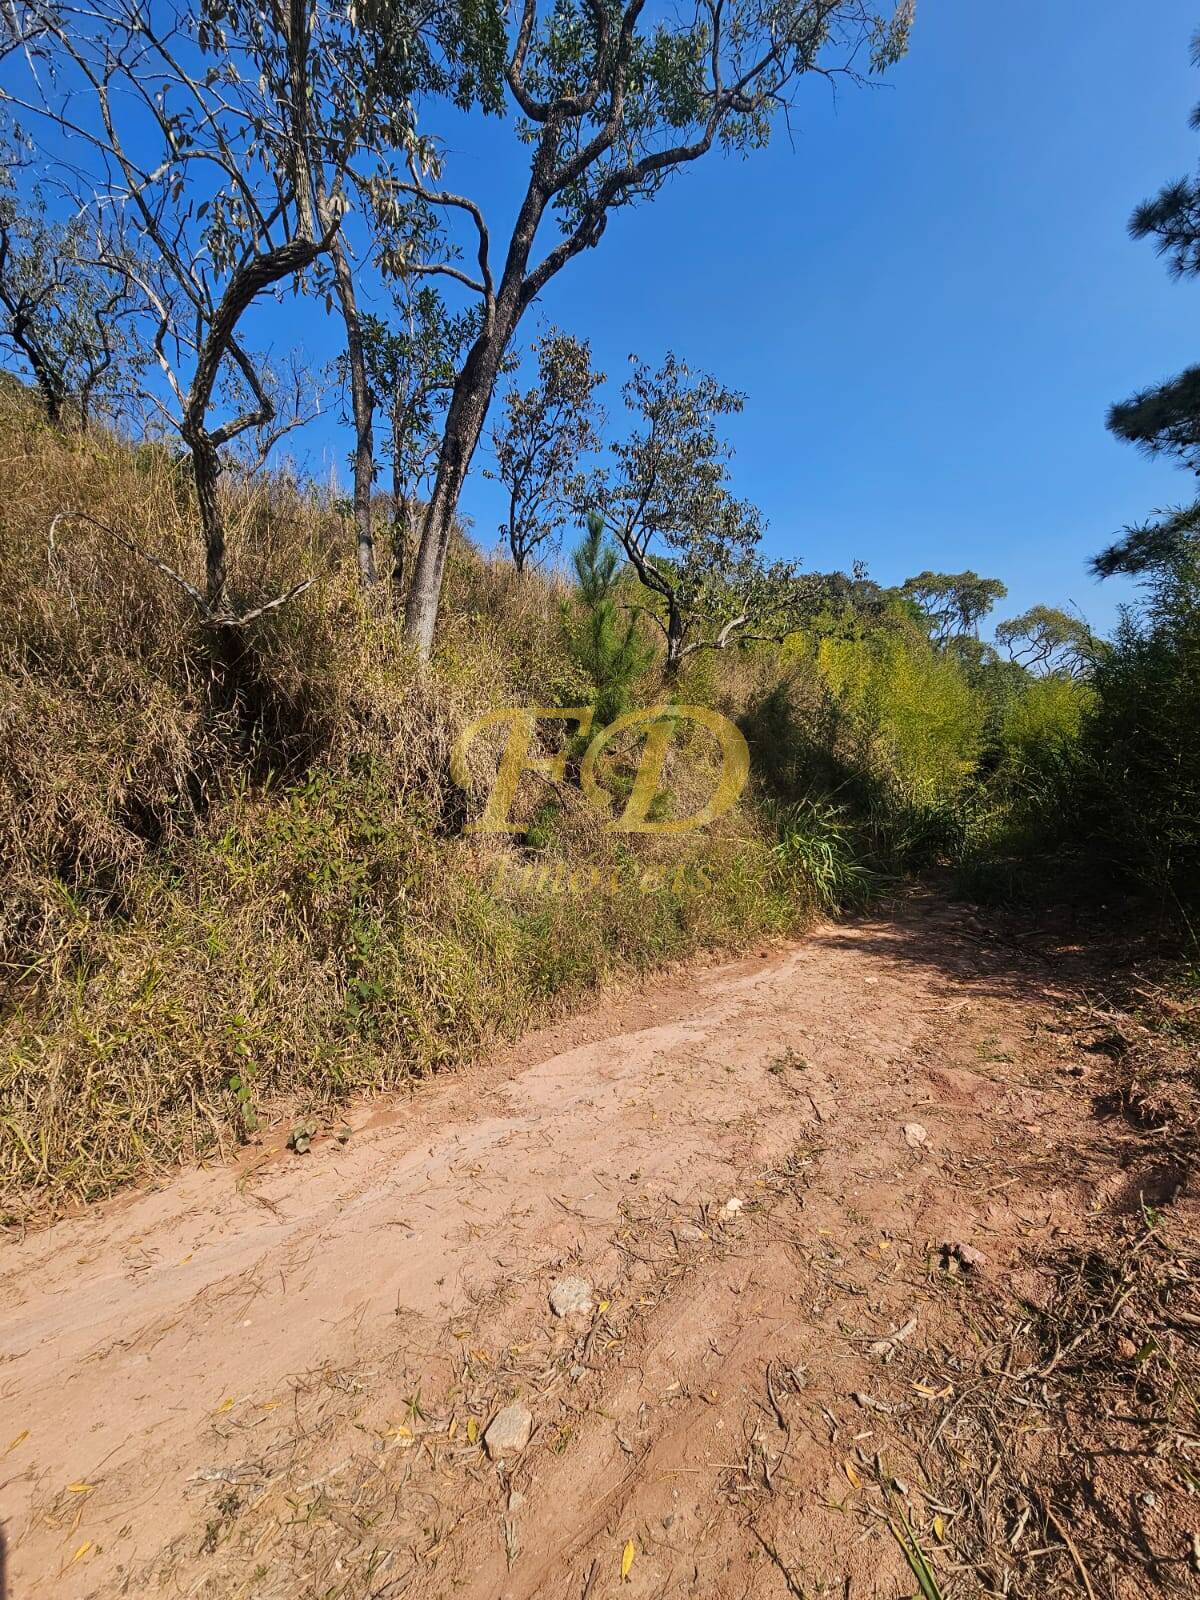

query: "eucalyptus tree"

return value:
[0, 173, 141, 428]
[994, 605, 1096, 678]
[360, 287, 477, 591]
[589, 353, 811, 677]
[307, 9, 502, 589]
[0, 0, 439, 616]
[396, 0, 915, 657]
[900, 570, 1008, 645]
[487, 329, 604, 575]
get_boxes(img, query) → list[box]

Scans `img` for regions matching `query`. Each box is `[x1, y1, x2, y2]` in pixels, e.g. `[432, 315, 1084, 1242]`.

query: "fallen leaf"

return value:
[598, 1299, 610, 1313]
[67, 1482, 94, 1494]
[214, 1396, 235, 1414]
[70, 1541, 92, 1565]
[843, 1462, 862, 1489]
[6, 1430, 28, 1454]
[621, 1538, 636, 1580]
[466, 1417, 479, 1444]
[933, 1514, 946, 1541]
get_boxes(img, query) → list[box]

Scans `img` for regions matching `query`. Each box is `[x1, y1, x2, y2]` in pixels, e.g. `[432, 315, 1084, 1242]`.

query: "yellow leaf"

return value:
[933, 1514, 946, 1541]
[466, 1417, 479, 1444]
[70, 1541, 92, 1564]
[879, 1239, 891, 1251]
[843, 1462, 862, 1489]
[621, 1538, 635, 1580]
[6, 1430, 29, 1454]
[67, 1483, 94, 1494]
[178, 1253, 193, 1264]
[214, 1396, 234, 1414]
[386, 1424, 412, 1439]
[447, 1417, 458, 1439]
[598, 1300, 610, 1313]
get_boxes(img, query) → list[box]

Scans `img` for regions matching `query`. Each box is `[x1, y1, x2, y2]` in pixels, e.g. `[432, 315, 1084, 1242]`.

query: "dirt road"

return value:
[0, 894, 1183, 1598]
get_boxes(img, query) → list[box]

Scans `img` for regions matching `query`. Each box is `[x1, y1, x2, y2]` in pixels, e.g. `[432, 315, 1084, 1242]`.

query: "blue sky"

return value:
[10, 1, 1200, 636]
[324, 0, 1197, 638]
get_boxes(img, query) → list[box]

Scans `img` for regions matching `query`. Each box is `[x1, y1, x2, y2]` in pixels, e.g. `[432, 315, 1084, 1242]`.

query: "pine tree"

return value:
[566, 514, 652, 727]
[1099, 29, 1200, 577]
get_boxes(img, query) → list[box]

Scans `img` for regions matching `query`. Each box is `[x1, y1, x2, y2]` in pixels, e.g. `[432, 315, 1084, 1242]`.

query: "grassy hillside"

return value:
[0, 396, 825, 1219]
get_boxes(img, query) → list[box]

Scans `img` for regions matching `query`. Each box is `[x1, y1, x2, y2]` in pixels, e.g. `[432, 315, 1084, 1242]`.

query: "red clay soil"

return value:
[1, 890, 1196, 1598]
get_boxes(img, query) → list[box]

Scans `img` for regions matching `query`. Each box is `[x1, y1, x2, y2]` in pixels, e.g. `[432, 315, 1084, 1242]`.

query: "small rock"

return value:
[549, 1275, 594, 1318]
[1116, 1336, 1138, 1360]
[902, 1122, 928, 1150]
[507, 1489, 526, 1513]
[721, 1196, 744, 1218]
[943, 1240, 989, 1271]
[675, 1223, 705, 1244]
[484, 1403, 533, 1459]
[852, 1391, 896, 1414]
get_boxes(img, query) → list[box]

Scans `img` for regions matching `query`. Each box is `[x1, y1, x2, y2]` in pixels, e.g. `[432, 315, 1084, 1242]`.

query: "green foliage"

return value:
[591, 353, 811, 671]
[1083, 558, 1200, 912]
[994, 604, 1096, 676]
[900, 570, 1008, 644]
[811, 627, 986, 813]
[0, 169, 142, 426]
[772, 799, 875, 912]
[361, 288, 477, 508]
[486, 328, 604, 572]
[563, 513, 653, 725]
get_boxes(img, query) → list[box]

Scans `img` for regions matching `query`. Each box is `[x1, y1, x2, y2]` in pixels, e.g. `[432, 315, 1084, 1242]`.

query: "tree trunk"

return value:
[390, 467, 413, 597]
[328, 232, 377, 588]
[30, 361, 66, 430]
[187, 429, 227, 610]
[403, 169, 552, 658]
[403, 316, 516, 657]
[663, 603, 685, 682]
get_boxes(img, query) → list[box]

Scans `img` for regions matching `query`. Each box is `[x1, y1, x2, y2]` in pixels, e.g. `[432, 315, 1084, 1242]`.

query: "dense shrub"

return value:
[1081, 560, 1200, 913]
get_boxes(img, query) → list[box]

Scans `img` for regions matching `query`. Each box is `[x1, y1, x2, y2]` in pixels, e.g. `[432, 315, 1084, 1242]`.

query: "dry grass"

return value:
[908, 988, 1200, 1600]
[0, 392, 820, 1222]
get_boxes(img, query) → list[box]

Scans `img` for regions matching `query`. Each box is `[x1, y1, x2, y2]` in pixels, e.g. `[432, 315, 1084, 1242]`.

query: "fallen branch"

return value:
[50, 509, 314, 627]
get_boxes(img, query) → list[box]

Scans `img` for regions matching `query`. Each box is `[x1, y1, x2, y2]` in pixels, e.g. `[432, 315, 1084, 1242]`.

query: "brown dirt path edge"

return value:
[0, 891, 1182, 1598]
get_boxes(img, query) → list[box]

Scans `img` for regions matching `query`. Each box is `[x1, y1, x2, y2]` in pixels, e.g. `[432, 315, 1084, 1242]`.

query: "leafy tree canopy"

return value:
[487, 328, 604, 573]
[900, 569, 1008, 643]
